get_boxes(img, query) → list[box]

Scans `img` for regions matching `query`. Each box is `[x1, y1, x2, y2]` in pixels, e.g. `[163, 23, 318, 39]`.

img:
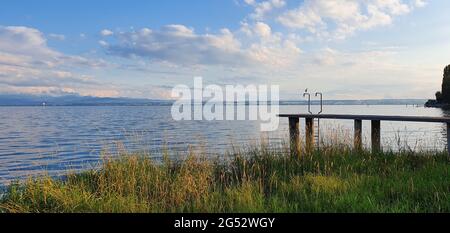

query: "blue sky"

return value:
[0, 1, 250, 52]
[0, 0, 449, 99]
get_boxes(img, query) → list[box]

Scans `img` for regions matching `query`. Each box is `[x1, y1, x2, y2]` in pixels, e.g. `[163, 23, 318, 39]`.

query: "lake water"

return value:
[0, 105, 447, 185]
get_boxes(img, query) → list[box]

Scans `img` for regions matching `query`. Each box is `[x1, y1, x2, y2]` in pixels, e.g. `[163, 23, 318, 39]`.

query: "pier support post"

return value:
[289, 117, 300, 157]
[354, 119, 362, 151]
[305, 118, 314, 153]
[371, 120, 381, 153]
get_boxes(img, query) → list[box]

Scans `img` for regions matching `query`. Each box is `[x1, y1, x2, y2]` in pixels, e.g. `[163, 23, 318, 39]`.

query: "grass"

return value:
[0, 141, 449, 213]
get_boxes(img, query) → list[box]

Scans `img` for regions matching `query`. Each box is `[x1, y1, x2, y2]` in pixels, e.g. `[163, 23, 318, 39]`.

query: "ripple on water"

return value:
[0, 105, 447, 186]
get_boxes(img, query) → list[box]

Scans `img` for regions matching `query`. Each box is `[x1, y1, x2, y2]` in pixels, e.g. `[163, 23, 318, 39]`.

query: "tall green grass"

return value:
[0, 142, 449, 213]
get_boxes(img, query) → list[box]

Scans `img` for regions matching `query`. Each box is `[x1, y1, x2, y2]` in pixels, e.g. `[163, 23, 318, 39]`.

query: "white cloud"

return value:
[244, 0, 286, 20]
[106, 25, 246, 66]
[100, 29, 114, 36]
[0, 26, 59, 58]
[373, 0, 411, 15]
[48, 33, 66, 41]
[254, 22, 272, 38]
[313, 48, 338, 66]
[277, 0, 420, 40]
[0, 26, 113, 97]
[241, 22, 302, 67]
[105, 24, 301, 68]
[414, 0, 428, 8]
[98, 40, 108, 46]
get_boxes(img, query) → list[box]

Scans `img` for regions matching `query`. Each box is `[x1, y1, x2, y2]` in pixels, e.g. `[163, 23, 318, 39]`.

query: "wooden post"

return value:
[354, 119, 362, 151]
[371, 120, 381, 153]
[289, 117, 300, 157]
[305, 118, 314, 153]
[447, 123, 450, 156]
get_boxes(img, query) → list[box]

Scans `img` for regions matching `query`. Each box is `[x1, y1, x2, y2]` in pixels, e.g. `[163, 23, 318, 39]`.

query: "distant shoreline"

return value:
[0, 95, 428, 107]
[0, 102, 427, 107]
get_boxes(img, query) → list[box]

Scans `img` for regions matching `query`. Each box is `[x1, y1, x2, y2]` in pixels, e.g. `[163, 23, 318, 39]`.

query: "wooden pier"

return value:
[278, 114, 450, 156]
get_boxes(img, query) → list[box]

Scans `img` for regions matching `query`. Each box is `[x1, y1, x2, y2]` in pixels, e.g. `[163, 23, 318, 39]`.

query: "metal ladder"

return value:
[304, 91, 323, 150]
[314, 118, 320, 148]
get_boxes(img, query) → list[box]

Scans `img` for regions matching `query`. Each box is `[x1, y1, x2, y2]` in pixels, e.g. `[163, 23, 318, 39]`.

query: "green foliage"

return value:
[441, 64, 450, 103]
[436, 91, 443, 103]
[1, 145, 449, 213]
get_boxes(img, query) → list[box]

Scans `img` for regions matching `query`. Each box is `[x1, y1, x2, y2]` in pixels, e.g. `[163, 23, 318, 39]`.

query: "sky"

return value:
[0, 0, 449, 100]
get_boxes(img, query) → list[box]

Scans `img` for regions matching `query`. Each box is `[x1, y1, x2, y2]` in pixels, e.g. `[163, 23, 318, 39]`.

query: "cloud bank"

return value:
[277, 0, 427, 39]
[101, 23, 301, 68]
[0, 26, 114, 96]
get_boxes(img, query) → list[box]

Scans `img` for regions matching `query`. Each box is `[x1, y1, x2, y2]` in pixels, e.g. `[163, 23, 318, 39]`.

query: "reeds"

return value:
[0, 137, 449, 213]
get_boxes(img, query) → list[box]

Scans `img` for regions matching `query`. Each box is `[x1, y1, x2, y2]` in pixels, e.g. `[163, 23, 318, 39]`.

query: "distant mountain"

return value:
[0, 94, 173, 106]
[0, 94, 427, 106]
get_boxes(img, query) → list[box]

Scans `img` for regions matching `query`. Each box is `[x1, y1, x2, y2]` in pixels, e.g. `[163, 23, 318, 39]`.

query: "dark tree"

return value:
[441, 64, 450, 103]
[436, 91, 443, 103]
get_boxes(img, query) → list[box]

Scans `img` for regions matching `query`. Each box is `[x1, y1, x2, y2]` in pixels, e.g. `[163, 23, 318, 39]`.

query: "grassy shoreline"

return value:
[0, 144, 449, 213]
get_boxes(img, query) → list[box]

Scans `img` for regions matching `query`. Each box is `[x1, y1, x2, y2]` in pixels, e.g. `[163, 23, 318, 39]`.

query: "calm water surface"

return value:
[0, 105, 447, 185]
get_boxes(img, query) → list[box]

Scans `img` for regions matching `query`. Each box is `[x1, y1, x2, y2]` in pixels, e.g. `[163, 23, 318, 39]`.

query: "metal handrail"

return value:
[303, 90, 324, 150]
[315, 92, 323, 114]
[303, 92, 312, 114]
